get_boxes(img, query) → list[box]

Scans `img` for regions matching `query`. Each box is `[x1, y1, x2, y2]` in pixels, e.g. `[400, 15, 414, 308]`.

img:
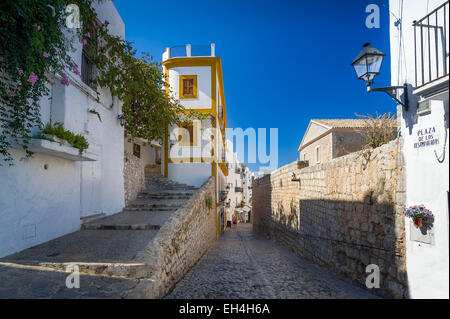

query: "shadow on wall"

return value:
[253, 174, 408, 299]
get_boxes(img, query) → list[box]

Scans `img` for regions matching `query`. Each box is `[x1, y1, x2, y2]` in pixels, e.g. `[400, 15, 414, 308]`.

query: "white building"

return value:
[389, 0, 449, 298]
[223, 140, 253, 224]
[0, 2, 125, 258]
[224, 147, 243, 223]
[161, 44, 229, 236]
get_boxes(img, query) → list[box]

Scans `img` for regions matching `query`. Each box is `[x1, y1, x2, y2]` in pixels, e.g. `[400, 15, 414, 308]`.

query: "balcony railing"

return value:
[219, 191, 227, 202]
[163, 44, 215, 61]
[413, 2, 449, 88]
[235, 187, 243, 193]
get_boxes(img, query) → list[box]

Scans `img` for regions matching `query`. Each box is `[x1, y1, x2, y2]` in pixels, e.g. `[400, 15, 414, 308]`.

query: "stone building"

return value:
[298, 119, 396, 164]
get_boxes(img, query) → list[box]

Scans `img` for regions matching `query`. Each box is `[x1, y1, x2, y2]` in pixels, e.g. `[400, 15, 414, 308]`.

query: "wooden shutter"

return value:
[183, 79, 194, 96]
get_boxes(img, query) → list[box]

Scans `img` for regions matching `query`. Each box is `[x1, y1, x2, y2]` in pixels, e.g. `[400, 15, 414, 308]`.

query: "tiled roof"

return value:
[312, 118, 397, 129]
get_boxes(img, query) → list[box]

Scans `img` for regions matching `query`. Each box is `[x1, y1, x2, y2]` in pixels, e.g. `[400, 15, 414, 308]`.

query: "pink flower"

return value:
[34, 24, 41, 31]
[46, 4, 56, 17]
[80, 39, 87, 45]
[27, 72, 39, 84]
[85, 32, 91, 38]
[59, 72, 70, 86]
[18, 69, 23, 75]
[72, 65, 80, 76]
[8, 91, 15, 97]
[43, 52, 51, 58]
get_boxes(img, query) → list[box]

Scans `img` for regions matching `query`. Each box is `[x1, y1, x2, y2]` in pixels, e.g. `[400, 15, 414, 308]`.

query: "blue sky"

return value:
[114, 0, 396, 172]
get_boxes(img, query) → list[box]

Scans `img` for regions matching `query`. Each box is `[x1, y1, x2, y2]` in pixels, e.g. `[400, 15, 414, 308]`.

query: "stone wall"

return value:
[253, 139, 407, 298]
[129, 177, 217, 298]
[124, 151, 145, 205]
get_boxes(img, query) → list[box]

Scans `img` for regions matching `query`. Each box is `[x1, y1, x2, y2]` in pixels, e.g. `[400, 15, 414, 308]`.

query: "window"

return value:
[81, 23, 97, 89]
[315, 146, 320, 163]
[303, 153, 307, 161]
[133, 143, 141, 158]
[179, 75, 197, 99]
[178, 122, 198, 146]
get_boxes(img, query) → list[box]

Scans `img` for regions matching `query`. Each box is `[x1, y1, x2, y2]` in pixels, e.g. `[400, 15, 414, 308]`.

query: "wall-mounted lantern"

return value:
[117, 114, 125, 127]
[351, 43, 409, 110]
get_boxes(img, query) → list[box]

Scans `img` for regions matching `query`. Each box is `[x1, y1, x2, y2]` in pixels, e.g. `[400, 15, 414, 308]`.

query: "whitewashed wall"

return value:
[0, 1, 125, 257]
[168, 163, 211, 188]
[390, 0, 449, 298]
[168, 66, 212, 109]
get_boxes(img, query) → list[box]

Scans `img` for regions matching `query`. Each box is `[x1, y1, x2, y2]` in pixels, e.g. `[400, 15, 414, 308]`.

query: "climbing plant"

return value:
[93, 30, 205, 143]
[0, 0, 99, 164]
[0, 0, 201, 165]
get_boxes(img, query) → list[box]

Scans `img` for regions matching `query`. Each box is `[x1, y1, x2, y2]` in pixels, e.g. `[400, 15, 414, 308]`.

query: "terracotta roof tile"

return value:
[312, 118, 397, 129]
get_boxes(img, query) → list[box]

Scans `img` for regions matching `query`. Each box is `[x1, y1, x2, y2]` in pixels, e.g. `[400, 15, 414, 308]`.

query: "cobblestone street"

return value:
[0, 223, 379, 299]
[166, 223, 378, 299]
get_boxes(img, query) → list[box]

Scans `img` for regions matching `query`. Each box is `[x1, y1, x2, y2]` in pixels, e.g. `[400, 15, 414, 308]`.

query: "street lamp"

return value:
[351, 43, 409, 110]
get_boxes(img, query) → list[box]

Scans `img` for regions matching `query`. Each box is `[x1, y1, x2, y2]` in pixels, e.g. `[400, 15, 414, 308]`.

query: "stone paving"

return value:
[0, 223, 380, 299]
[166, 223, 379, 299]
[0, 264, 149, 299]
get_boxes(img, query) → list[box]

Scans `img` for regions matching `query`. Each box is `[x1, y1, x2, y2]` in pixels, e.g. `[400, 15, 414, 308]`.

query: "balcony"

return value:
[219, 191, 227, 202]
[163, 44, 215, 61]
[235, 187, 243, 193]
[13, 138, 98, 162]
[413, 2, 449, 93]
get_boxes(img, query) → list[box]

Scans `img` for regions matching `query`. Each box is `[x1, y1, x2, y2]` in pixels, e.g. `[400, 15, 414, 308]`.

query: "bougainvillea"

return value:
[0, 0, 200, 165]
[0, 0, 96, 164]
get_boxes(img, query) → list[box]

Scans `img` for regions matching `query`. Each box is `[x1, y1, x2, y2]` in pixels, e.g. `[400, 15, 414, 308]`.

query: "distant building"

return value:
[298, 119, 396, 164]
[223, 140, 254, 226]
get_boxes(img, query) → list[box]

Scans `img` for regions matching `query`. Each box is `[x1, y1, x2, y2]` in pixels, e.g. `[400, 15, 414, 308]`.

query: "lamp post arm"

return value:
[367, 83, 409, 110]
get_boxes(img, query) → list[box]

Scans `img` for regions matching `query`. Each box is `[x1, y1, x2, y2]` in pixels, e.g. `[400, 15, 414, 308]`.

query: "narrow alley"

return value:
[166, 224, 378, 299]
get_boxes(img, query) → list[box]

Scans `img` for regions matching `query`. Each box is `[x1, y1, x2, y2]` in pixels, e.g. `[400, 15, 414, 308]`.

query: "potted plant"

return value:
[404, 205, 434, 228]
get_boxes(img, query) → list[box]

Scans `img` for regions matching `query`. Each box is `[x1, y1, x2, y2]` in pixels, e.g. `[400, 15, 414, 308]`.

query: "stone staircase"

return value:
[0, 173, 198, 280]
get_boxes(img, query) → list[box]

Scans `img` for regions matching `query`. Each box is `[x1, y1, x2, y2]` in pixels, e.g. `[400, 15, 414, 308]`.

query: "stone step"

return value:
[139, 190, 198, 196]
[0, 261, 150, 279]
[82, 211, 173, 231]
[80, 213, 106, 225]
[125, 206, 178, 212]
[0, 229, 159, 279]
[136, 194, 192, 200]
[128, 199, 186, 206]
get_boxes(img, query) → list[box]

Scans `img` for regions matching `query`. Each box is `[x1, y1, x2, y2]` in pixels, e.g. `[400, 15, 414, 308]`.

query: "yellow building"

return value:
[161, 44, 228, 235]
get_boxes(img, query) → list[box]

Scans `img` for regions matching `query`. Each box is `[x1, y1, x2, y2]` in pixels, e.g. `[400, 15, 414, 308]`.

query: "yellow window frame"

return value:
[178, 121, 199, 146]
[179, 75, 198, 99]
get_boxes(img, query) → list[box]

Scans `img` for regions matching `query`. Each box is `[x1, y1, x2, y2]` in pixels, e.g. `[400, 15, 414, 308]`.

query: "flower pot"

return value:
[413, 217, 423, 228]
